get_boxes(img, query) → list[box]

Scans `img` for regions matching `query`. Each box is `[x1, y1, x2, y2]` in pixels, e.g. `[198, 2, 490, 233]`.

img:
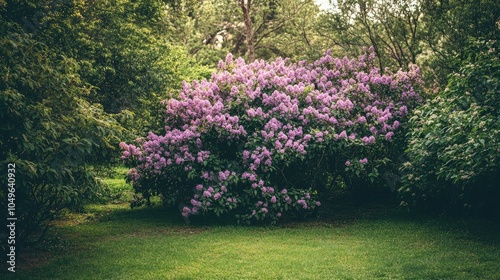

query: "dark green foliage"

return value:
[0, 20, 123, 247]
[420, 0, 500, 88]
[400, 40, 500, 215]
[2, 0, 211, 137]
[0, 0, 213, 248]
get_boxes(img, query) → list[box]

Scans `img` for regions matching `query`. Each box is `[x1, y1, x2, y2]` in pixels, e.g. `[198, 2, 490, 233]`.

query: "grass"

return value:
[4, 169, 500, 279]
[98, 166, 136, 204]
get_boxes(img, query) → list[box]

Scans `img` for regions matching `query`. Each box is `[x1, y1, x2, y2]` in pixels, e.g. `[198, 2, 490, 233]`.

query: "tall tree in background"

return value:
[176, 0, 323, 64]
[320, 0, 500, 89]
[239, 0, 255, 61]
[319, 0, 423, 72]
[254, 0, 324, 61]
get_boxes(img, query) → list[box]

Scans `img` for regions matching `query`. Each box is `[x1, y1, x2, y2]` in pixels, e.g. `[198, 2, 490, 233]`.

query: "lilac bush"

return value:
[121, 48, 422, 223]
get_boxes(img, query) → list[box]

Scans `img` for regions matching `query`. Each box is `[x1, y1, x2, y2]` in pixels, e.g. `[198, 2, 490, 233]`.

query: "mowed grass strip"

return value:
[6, 202, 500, 280]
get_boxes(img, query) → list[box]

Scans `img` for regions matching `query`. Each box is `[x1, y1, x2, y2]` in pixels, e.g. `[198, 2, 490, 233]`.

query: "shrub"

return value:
[0, 20, 123, 248]
[121, 48, 422, 223]
[400, 40, 500, 215]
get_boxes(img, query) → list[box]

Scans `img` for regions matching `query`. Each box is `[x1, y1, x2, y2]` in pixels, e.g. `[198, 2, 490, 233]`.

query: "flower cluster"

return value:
[121, 48, 421, 223]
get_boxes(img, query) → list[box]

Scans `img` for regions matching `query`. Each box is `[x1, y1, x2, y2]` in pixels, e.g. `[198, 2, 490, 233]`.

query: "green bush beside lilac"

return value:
[0, 21, 123, 246]
[121, 48, 422, 223]
[400, 40, 500, 214]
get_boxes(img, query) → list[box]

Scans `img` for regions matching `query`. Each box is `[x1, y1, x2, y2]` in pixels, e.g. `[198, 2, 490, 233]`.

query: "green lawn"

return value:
[5, 170, 500, 279]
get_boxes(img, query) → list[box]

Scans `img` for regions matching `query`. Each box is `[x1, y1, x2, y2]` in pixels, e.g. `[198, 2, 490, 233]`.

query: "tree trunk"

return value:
[239, 0, 255, 62]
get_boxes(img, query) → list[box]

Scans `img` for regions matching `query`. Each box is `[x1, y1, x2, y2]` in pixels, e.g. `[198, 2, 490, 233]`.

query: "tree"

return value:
[2, 0, 211, 136]
[320, 0, 500, 90]
[0, 0, 212, 248]
[238, 0, 255, 61]
[175, 0, 324, 64]
[319, 0, 423, 72]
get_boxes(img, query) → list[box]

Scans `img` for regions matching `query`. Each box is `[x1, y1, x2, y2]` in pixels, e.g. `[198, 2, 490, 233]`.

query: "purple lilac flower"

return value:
[297, 199, 308, 209]
[338, 130, 348, 139]
[219, 171, 228, 181]
[362, 136, 376, 144]
[385, 131, 394, 140]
